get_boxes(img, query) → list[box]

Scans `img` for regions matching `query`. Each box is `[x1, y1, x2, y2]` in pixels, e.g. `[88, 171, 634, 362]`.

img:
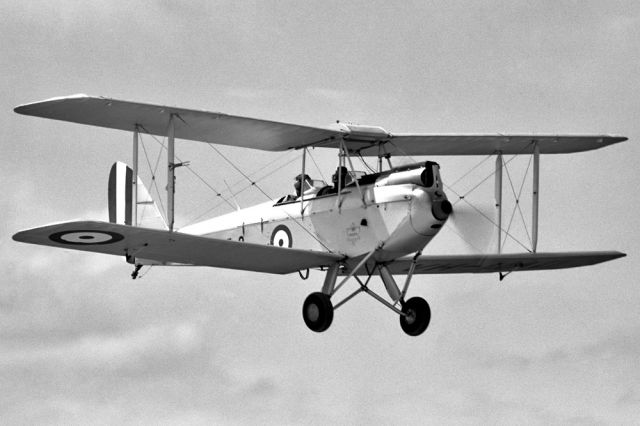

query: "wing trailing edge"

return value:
[379, 251, 626, 275]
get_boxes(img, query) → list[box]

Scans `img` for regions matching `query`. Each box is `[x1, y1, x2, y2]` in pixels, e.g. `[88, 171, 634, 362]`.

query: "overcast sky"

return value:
[2, 1, 640, 424]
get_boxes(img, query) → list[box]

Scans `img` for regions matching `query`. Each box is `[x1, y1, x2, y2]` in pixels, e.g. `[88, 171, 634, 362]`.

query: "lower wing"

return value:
[382, 252, 626, 275]
[13, 220, 343, 275]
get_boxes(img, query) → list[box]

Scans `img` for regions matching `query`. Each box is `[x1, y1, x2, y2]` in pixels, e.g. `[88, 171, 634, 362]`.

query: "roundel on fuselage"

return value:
[270, 225, 292, 248]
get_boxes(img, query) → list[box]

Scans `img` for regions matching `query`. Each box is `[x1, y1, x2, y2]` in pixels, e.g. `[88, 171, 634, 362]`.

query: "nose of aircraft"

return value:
[408, 188, 450, 237]
[432, 199, 452, 221]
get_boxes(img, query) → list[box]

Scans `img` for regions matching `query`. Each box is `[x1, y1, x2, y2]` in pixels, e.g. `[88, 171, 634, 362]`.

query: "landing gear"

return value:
[303, 251, 432, 336]
[400, 297, 431, 336]
[302, 292, 334, 332]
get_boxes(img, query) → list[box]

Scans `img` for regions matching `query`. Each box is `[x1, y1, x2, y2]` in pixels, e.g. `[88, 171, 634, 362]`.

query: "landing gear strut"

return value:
[302, 249, 432, 336]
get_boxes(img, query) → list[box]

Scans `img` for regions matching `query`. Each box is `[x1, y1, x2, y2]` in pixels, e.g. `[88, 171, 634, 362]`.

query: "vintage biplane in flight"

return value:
[13, 95, 627, 336]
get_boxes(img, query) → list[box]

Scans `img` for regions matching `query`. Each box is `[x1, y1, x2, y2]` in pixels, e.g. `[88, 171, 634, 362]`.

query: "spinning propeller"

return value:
[444, 201, 497, 253]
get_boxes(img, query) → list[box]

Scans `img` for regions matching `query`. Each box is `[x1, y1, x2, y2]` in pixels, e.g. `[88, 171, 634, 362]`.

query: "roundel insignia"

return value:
[270, 225, 292, 248]
[49, 230, 125, 245]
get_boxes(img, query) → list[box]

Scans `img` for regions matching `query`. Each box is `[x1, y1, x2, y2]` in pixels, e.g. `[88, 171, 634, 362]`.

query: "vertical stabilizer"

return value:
[108, 162, 167, 229]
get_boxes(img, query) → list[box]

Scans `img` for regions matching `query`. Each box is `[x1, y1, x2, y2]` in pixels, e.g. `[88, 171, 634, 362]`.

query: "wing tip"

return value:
[610, 251, 627, 260]
[610, 136, 628, 143]
[14, 93, 91, 115]
[12, 230, 28, 243]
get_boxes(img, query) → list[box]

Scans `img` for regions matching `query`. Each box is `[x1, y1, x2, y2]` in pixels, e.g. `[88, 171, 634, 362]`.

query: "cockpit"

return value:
[274, 166, 366, 205]
[274, 161, 443, 206]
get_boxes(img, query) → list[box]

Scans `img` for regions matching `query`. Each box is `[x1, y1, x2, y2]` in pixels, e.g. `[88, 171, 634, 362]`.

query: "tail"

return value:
[108, 162, 167, 230]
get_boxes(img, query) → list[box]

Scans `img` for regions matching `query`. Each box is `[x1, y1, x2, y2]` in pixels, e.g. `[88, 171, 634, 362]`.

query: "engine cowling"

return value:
[375, 161, 443, 192]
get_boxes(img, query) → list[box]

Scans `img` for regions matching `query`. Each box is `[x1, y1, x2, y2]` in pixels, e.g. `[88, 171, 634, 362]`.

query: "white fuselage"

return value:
[180, 163, 450, 263]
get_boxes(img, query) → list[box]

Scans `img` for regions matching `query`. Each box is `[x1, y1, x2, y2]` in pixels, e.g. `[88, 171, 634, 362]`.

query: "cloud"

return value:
[0, 321, 204, 373]
[475, 326, 640, 371]
[0, 316, 292, 424]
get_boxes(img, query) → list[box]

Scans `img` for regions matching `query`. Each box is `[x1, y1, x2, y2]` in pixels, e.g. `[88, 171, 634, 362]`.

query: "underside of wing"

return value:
[352, 134, 628, 156]
[381, 251, 626, 275]
[15, 95, 627, 156]
[13, 220, 343, 275]
[14, 95, 339, 151]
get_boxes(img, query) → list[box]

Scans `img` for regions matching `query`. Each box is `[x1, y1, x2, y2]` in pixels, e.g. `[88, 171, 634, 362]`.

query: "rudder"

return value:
[108, 162, 167, 229]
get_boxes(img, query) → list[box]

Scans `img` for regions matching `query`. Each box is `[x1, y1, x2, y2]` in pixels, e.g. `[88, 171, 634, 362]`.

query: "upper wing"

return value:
[14, 94, 339, 151]
[13, 220, 343, 275]
[355, 134, 628, 156]
[15, 95, 626, 155]
[380, 252, 626, 275]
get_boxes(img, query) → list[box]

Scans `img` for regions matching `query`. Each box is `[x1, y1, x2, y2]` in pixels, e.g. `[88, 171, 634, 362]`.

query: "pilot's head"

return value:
[294, 174, 311, 196]
[332, 166, 349, 186]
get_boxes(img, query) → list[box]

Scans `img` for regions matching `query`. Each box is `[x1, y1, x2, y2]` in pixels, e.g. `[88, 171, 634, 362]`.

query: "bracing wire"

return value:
[138, 126, 314, 227]
[448, 154, 494, 188]
[444, 154, 532, 253]
[133, 126, 330, 250]
[137, 126, 238, 214]
[140, 126, 300, 224]
[185, 152, 301, 225]
[307, 149, 327, 183]
[208, 144, 333, 251]
[357, 153, 377, 173]
[138, 135, 167, 222]
[501, 155, 533, 250]
[386, 139, 536, 252]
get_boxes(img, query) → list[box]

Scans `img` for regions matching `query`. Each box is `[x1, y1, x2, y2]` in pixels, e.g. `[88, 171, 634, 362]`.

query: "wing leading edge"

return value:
[380, 252, 626, 275]
[13, 220, 343, 275]
[15, 95, 627, 155]
[14, 94, 339, 151]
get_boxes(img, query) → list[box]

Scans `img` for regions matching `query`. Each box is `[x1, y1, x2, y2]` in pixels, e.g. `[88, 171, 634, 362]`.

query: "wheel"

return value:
[400, 297, 431, 336]
[302, 292, 333, 332]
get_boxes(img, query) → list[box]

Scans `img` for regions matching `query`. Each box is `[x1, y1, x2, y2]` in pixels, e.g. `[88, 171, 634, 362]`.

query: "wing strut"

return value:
[532, 142, 540, 252]
[301, 147, 306, 217]
[340, 139, 366, 208]
[132, 125, 139, 227]
[489, 144, 540, 255]
[495, 152, 503, 254]
[167, 114, 175, 231]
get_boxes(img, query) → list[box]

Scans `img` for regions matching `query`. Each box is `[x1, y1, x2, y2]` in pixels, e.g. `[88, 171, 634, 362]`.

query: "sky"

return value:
[1, 1, 640, 424]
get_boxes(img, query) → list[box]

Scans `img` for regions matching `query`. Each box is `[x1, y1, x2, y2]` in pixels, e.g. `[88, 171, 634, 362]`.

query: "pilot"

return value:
[294, 174, 313, 197]
[332, 166, 349, 191]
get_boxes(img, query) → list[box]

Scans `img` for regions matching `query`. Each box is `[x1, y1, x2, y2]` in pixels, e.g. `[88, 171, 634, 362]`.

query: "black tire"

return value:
[400, 297, 431, 336]
[302, 292, 334, 332]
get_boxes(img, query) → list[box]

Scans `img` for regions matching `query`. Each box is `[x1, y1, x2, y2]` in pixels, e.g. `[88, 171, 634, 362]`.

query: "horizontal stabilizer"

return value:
[379, 251, 626, 275]
[15, 95, 627, 155]
[13, 221, 343, 275]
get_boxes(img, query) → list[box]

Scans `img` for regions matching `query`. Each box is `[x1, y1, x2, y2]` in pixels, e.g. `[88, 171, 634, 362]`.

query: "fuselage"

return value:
[180, 162, 452, 263]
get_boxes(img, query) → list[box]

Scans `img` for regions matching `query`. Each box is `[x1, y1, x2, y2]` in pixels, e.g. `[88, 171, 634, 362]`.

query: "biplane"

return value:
[13, 95, 627, 336]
